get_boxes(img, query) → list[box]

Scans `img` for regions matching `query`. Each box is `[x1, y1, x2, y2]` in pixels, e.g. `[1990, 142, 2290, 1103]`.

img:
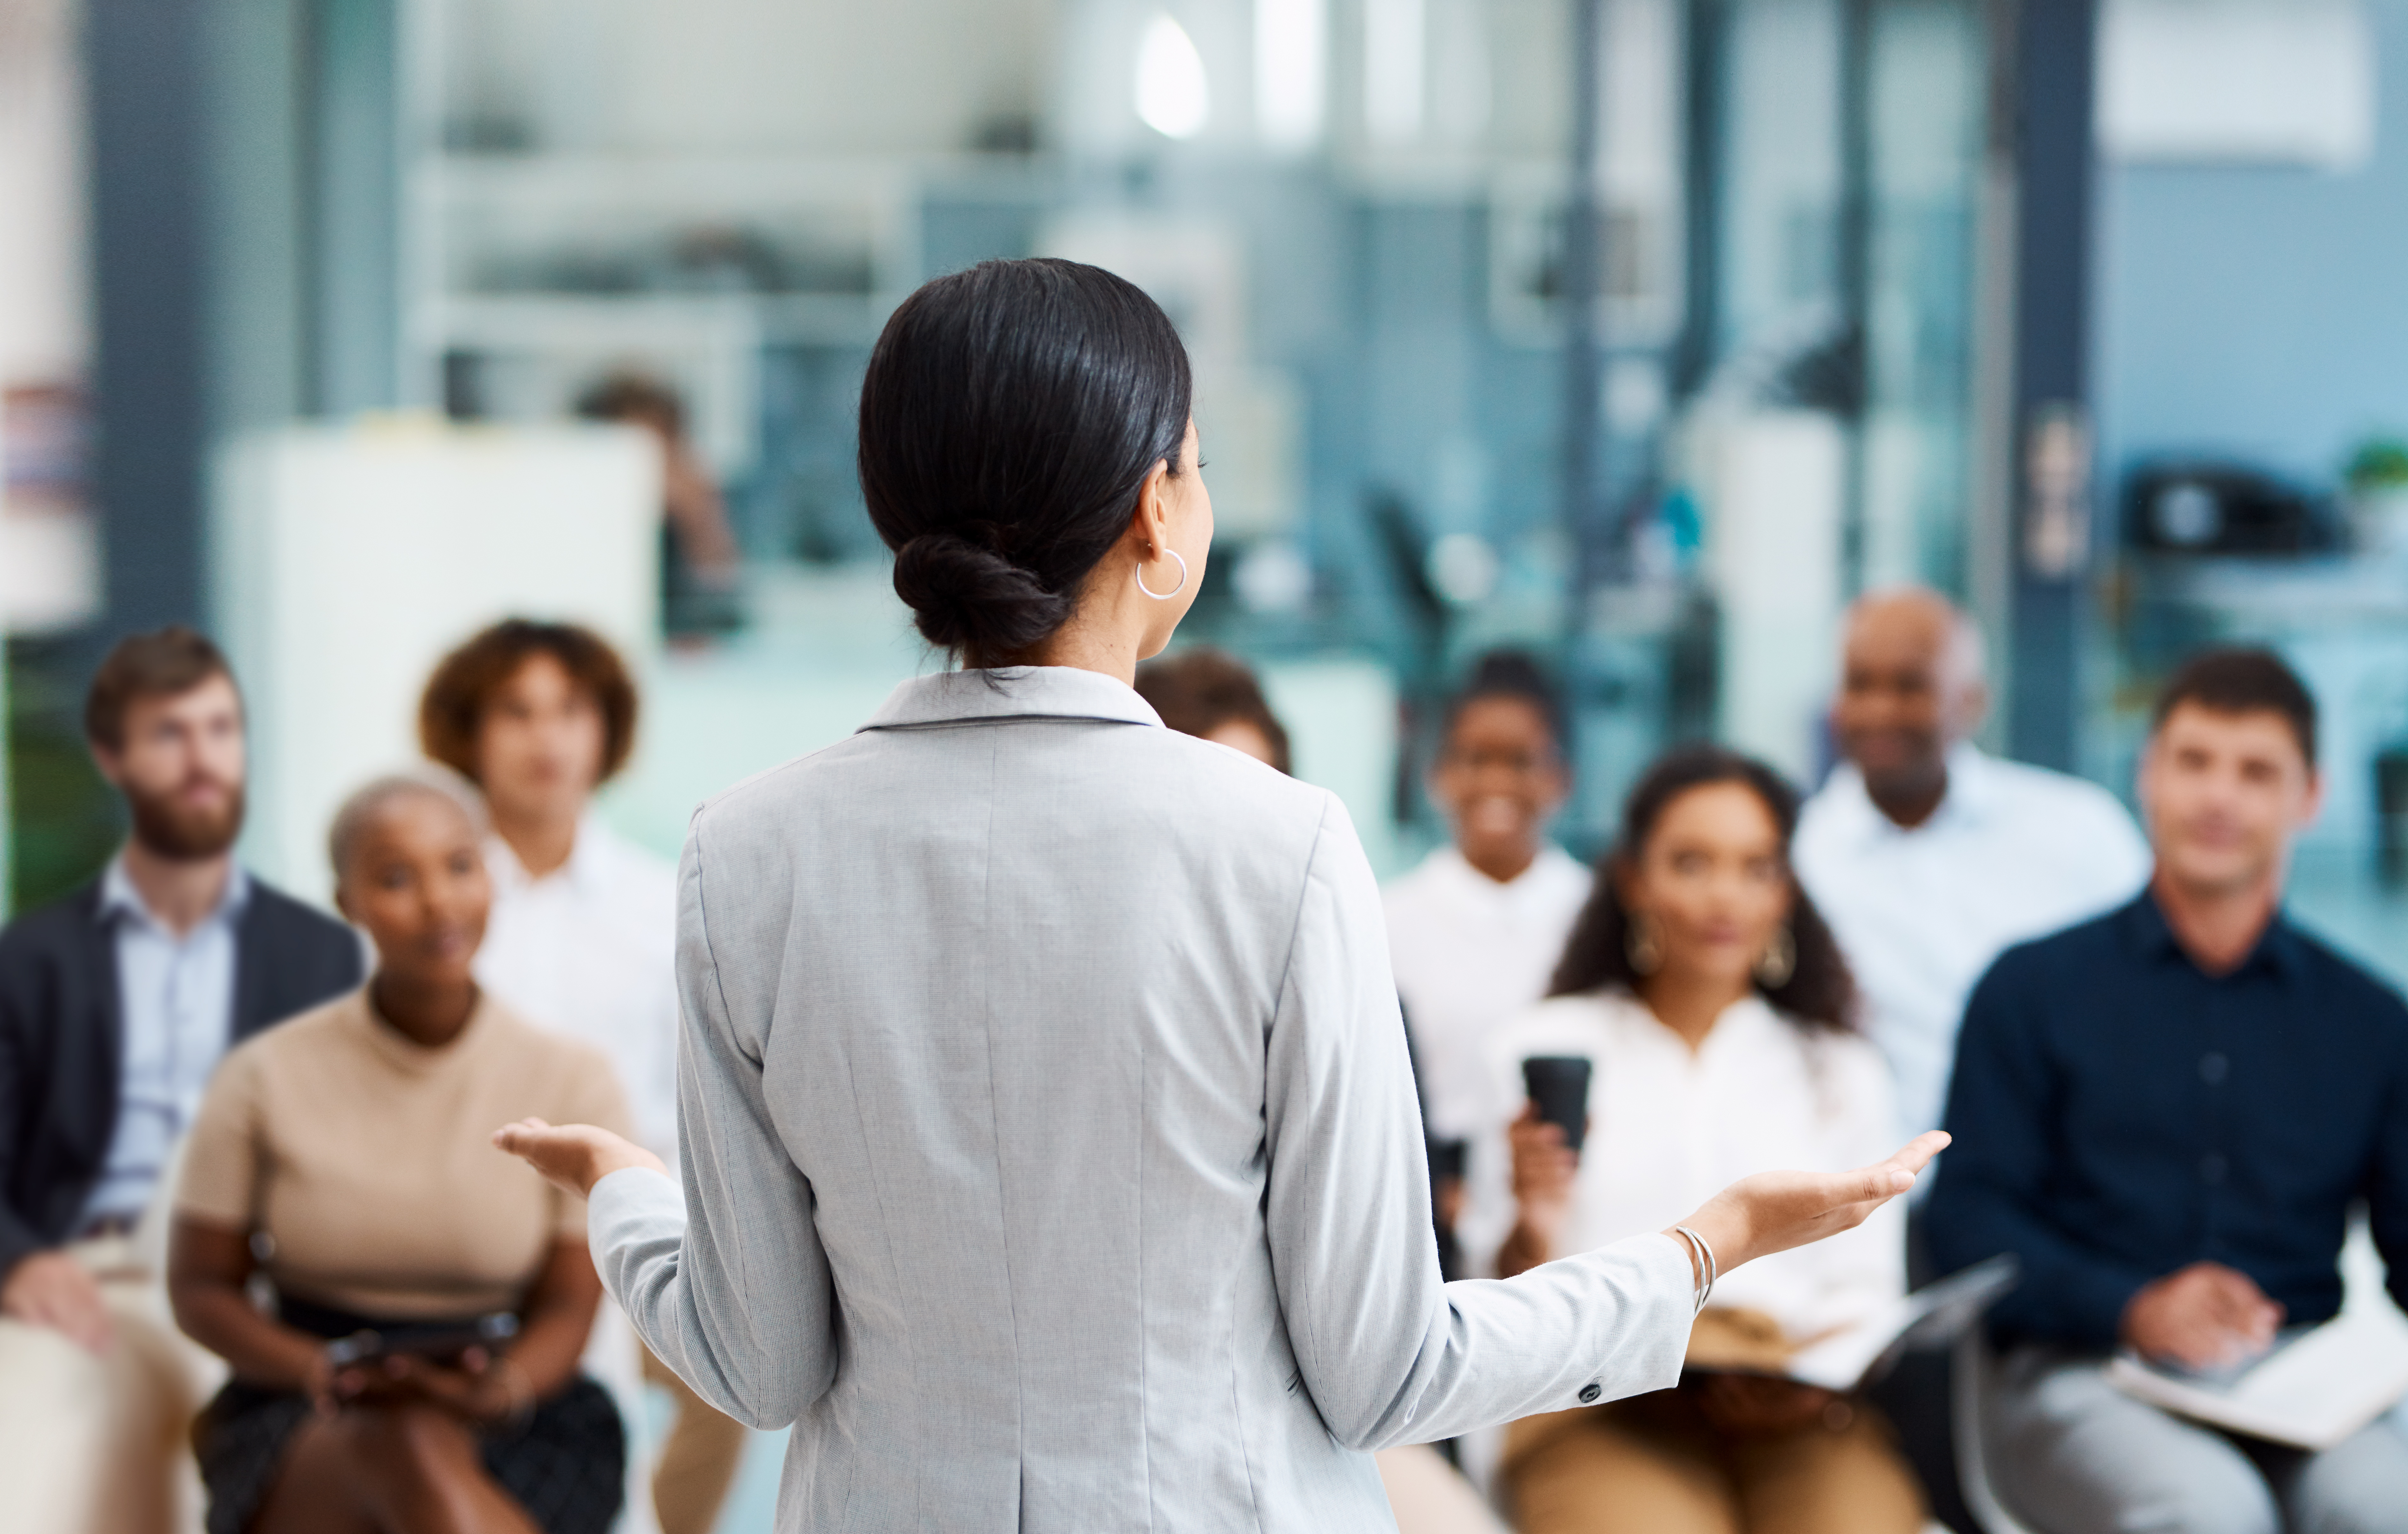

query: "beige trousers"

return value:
[640, 1344, 750, 1534]
[1501, 1387, 1927, 1534]
[1378, 1443, 1510, 1534]
[0, 1237, 222, 1534]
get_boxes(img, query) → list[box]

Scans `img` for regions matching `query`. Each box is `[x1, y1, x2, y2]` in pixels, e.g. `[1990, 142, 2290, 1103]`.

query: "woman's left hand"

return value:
[1697, 1374, 1842, 1437]
[493, 1118, 665, 1198]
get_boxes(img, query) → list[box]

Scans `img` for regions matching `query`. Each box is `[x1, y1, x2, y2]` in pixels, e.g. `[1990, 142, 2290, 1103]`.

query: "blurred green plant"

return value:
[7, 638, 121, 913]
[2344, 437, 2408, 493]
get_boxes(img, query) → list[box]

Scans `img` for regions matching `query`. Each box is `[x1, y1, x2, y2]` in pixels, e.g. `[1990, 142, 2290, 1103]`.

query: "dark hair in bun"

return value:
[860, 259, 1194, 660]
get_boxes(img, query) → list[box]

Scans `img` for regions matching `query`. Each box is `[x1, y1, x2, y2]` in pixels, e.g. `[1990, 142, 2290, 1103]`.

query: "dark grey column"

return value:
[1562, 0, 1609, 589]
[86, 0, 212, 636]
[2004, 0, 2098, 770]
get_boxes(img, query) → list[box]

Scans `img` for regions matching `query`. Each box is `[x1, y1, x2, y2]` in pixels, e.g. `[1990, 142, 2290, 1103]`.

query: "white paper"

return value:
[1784, 1255, 2019, 1392]
[2107, 1307, 2408, 1451]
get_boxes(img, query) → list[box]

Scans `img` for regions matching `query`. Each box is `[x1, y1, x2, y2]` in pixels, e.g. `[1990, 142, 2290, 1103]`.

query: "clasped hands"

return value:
[2121, 1260, 2284, 1373]
[306, 1343, 526, 1428]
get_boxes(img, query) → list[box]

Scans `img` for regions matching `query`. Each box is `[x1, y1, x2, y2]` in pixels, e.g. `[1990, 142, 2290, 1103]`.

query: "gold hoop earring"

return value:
[1755, 924, 1795, 988]
[1625, 911, 1663, 976]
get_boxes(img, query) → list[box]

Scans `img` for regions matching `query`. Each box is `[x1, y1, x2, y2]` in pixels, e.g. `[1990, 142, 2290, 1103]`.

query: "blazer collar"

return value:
[860, 667, 1164, 732]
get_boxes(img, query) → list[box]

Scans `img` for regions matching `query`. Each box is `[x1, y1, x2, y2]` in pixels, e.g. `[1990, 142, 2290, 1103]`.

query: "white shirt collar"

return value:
[1823, 740, 2000, 842]
[486, 815, 616, 896]
[99, 850, 251, 934]
[1418, 842, 1587, 903]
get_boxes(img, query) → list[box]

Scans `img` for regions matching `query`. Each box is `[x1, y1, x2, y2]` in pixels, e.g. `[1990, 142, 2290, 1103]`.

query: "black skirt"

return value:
[194, 1299, 625, 1534]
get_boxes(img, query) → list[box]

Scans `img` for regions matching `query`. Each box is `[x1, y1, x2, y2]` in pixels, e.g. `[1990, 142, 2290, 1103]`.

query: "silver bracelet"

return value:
[1672, 1225, 1717, 1315]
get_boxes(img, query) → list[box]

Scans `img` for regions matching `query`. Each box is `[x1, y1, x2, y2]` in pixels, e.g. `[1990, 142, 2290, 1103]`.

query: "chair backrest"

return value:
[1951, 1329, 2043, 1534]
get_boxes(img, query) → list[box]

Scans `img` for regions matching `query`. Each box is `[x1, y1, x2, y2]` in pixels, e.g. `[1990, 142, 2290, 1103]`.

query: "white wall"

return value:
[439, 0, 1059, 155]
[212, 420, 659, 899]
[0, 0, 87, 385]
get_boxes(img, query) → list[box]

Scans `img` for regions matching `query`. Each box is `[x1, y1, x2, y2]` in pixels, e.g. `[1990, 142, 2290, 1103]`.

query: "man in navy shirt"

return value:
[1929, 648, 2408, 1533]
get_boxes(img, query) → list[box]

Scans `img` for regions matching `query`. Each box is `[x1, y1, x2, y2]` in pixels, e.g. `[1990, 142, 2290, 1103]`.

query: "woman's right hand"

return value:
[1668, 1132, 1949, 1278]
[1508, 1104, 1581, 1250]
[492, 1118, 665, 1199]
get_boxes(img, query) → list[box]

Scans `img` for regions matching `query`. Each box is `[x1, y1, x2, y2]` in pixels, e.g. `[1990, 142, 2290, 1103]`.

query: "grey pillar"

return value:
[86, 0, 213, 637]
[2003, 0, 2098, 770]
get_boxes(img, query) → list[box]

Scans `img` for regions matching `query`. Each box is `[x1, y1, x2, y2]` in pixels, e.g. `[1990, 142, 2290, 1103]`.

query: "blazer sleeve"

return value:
[0, 937, 50, 1278]
[587, 817, 837, 1431]
[1261, 796, 1696, 1450]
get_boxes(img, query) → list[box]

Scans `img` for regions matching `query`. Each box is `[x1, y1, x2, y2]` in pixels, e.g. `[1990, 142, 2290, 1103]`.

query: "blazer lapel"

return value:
[71, 883, 126, 1175]
[230, 896, 269, 1041]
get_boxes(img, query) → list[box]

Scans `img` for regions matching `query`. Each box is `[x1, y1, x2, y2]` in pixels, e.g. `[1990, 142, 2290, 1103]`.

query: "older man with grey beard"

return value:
[0, 628, 361, 1534]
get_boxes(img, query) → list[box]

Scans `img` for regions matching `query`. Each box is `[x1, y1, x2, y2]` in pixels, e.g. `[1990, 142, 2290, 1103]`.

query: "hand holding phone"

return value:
[1521, 1055, 1594, 1154]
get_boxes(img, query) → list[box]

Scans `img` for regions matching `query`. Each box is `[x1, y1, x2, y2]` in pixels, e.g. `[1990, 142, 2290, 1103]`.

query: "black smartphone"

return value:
[323, 1312, 520, 1369]
[1522, 1055, 1594, 1154]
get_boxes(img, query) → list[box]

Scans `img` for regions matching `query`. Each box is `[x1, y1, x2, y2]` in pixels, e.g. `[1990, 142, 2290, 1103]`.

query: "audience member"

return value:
[1794, 587, 2149, 1138]
[1386, 651, 1589, 1146]
[1462, 746, 1922, 1534]
[168, 770, 634, 1534]
[1133, 647, 1292, 772]
[0, 628, 362, 1534]
[577, 374, 744, 642]
[1928, 648, 2408, 1532]
[420, 619, 744, 1534]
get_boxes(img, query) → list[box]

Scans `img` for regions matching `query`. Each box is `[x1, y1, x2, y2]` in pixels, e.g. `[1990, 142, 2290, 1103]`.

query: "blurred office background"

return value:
[9, 0, 2408, 1524]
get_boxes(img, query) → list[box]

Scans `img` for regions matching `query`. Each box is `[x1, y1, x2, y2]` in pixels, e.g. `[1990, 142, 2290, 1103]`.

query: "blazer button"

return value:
[1578, 1382, 1602, 1405]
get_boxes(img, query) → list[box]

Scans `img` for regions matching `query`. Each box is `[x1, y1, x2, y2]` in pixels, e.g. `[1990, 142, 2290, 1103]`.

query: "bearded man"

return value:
[0, 627, 361, 1534]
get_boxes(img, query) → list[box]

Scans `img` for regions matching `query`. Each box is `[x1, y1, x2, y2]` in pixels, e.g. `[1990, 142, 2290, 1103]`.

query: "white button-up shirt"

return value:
[1458, 990, 1905, 1343]
[1793, 743, 2152, 1138]
[1383, 843, 1592, 1142]
[475, 819, 681, 1164]
[84, 854, 251, 1226]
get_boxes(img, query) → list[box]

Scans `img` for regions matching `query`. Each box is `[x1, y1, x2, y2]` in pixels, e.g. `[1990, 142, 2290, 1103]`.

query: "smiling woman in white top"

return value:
[1461, 745, 1923, 1534]
[490, 258, 1944, 1534]
[1385, 652, 1592, 1147]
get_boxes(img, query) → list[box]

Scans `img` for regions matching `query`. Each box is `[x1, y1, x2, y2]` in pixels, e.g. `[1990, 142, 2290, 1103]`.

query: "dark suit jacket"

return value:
[0, 874, 363, 1277]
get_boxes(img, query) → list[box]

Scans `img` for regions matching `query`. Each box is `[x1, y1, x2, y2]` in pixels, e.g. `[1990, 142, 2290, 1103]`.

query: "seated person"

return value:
[421, 619, 746, 1534]
[0, 628, 361, 1534]
[1386, 651, 1590, 1148]
[1794, 587, 2149, 1140]
[1133, 646, 1292, 772]
[1928, 648, 2408, 1533]
[1459, 746, 1923, 1534]
[167, 770, 635, 1534]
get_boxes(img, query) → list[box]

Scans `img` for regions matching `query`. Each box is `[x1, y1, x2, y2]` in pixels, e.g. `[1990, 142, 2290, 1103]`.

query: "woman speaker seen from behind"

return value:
[494, 257, 1946, 1533]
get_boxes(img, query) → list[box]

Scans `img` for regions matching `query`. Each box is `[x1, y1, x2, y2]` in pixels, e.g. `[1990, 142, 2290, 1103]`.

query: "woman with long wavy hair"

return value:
[1463, 745, 1926, 1534]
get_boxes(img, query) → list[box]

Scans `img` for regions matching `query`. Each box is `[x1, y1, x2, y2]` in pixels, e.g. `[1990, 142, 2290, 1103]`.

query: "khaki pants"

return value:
[1378, 1443, 1509, 1534]
[1501, 1387, 1927, 1534]
[0, 1237, 221, 1534]
[640, 1344, 750, 1534]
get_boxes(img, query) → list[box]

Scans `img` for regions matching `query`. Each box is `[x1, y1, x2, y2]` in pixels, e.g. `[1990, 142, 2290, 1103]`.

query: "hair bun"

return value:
[891, 532, 1072, 657]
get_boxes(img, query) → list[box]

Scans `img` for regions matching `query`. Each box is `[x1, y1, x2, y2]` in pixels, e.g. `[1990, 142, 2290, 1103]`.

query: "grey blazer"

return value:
[590, 666, 1695, 1531]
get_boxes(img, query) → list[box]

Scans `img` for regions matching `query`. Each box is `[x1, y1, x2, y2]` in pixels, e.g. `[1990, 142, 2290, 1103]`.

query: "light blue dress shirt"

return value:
[79, 855, 251, 1227]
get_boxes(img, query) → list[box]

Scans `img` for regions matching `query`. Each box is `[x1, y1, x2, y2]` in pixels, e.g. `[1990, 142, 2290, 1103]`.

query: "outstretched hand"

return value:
[493, 1118, 665, 1199]
[1669, 1131, 1949, 1279]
